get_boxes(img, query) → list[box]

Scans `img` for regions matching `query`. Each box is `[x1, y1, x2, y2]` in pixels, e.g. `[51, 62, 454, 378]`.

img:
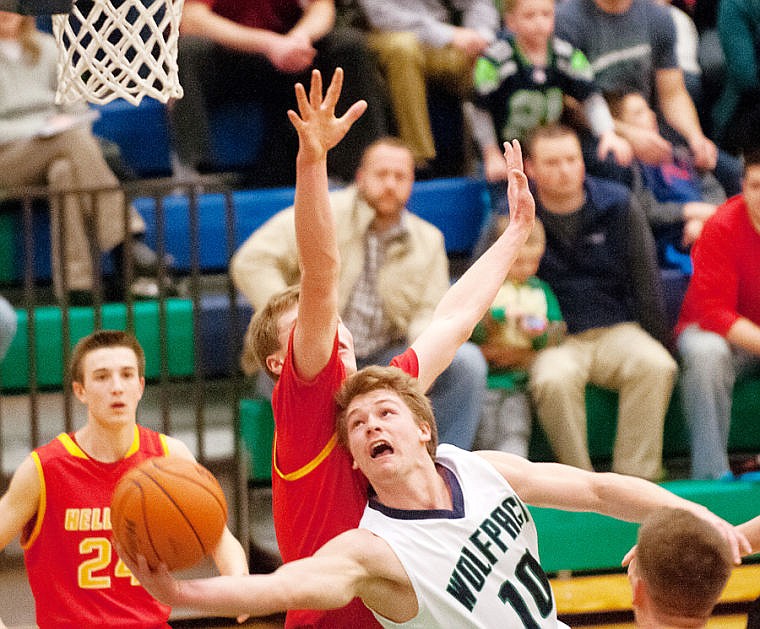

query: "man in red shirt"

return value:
[675, 150, 760, 480]
[171, 0, 387, 187]
[240, 68, 536, 628]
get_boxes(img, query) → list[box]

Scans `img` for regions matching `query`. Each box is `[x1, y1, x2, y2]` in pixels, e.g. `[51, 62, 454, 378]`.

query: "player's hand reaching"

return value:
[503, 139, 535, 240]
[288, 68, 367, 164]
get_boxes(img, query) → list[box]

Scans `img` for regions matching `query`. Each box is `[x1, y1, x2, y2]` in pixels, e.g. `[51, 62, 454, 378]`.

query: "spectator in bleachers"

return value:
[172, 0, 388, 186]
[659, 0, 705, 115]
[231, 136, 488, 450]
[470, 217, 565, 458]
[0, 294, 16, 362]
[356, 0, 499, 173]
[674, 150, 760, 480]
[0, 11, 170, 305]
[713, 0, 760, 156]
[555, 0, 742, 197]
[524, 124, 677, 481]
[467, 0, 632, 218]
[605, 89, 725, 264]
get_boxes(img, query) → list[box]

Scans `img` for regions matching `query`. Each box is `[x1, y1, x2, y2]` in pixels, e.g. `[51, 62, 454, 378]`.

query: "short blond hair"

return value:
[335, 365, 438, 460]
[241, 286, 299, 380]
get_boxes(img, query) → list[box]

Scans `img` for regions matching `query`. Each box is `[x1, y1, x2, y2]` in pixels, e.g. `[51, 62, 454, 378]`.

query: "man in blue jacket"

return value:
[524, 124, 677, 481]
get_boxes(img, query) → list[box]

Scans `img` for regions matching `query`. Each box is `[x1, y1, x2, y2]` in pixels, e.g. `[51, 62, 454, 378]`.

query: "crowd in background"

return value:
[1, 0, 760, 483]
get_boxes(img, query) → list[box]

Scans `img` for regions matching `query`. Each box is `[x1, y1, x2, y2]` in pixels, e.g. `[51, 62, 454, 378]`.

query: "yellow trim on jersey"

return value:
[159, 433, 170, 456]
[57, 432, 89, 458]
[272, 430, 338, 481]
[124, 425, 141, 457]
[21, 451, 46, 550]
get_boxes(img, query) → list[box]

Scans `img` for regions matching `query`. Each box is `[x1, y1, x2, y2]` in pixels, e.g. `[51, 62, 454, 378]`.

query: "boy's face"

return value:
[508, 241, 544, 283]
[72, 347, 145, 427]
[619, 93, 658, 133]
[506, 0, 555, 51]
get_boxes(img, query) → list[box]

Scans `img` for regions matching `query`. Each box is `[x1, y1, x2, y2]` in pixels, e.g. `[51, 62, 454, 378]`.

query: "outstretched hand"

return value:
[504, 140, 535, 237]
[287, 67, 368, 163]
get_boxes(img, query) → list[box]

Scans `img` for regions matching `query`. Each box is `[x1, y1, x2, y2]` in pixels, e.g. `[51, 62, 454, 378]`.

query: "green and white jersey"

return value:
[472, 32, 596, 145]
[360, 444, 564, 628]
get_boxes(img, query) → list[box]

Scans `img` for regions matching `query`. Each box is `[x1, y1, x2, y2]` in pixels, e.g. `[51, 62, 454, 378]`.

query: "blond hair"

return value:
[335, 365, 438, 460]
[241, 285, 299, 380]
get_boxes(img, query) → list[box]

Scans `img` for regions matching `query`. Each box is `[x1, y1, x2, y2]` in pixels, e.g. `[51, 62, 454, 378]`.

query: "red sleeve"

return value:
[677, 203, 742, 336]
[390, 347, 420, 378]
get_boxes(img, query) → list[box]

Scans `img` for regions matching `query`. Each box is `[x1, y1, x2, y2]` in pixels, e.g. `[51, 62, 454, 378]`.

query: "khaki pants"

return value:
[367, 30, 474, 164]
[0, 127, 143, 293]
[529, 322, 677, 480]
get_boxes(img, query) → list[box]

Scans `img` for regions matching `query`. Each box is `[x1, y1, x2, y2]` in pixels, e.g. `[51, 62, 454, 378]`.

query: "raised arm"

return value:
[478, 451, 752, 564]
[289, 69, 366, 381]
[411, 140, 535, 391]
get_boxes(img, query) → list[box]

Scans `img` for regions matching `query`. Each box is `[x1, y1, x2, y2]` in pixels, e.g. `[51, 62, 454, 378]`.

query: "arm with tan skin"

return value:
[180, 0, 334, 73]
[655, 68, 717, 170]
[0, 455, 41, 552]
[290, 68, 367, 381]
[164, 437, 250, 621]
[410, 140, 535, 391]
[478, 451, 752, 564]
[738, 515, 760, 555]
[119, 528, 416, 622]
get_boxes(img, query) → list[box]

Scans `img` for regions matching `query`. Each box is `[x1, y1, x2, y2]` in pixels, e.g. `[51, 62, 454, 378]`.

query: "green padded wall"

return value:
[0, 299, 194, 391]
[0, 213, 17, 284]
[239, 397, 274, 483]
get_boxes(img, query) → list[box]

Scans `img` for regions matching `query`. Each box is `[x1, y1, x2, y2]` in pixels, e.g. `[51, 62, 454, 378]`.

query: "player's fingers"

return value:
[338, 100, 367, 128]
[293, 83, 309, 116]
[503, 140, 514, 170]
[324, 67, 344, 110]
[621, 545, 637, 567]
[511, 139, 524, 172]
[309, 69, 323, 108]
[287, 109, 303, 130]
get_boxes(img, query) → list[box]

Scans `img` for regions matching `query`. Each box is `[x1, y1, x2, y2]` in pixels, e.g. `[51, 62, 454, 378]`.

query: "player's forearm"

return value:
[211, 529, 249, 577]
[434, 218, 529, 333]
[295, 154, 339, 283]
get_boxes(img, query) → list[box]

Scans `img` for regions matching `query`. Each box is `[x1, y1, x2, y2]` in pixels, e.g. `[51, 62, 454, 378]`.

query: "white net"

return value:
[52, 0, 184, 106]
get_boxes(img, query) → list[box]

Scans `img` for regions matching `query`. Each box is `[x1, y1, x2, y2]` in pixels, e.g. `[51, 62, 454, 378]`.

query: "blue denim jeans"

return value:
[0, 295, 17, 362]
[677, 325, 760, 479]
[359, 341, 488, 450]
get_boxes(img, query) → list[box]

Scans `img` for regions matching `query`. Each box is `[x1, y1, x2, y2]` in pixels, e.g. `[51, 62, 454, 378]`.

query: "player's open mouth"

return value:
[370, 441, 393, 459]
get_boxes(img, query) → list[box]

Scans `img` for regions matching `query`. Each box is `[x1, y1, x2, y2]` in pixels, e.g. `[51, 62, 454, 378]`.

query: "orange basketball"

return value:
[111, 457, 228, 571]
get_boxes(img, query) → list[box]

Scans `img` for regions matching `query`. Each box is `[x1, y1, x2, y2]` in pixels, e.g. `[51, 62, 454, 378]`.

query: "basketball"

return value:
[111, 457, 228, 571]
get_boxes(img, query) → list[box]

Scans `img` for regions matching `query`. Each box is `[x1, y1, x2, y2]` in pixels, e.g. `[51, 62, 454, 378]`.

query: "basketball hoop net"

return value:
[52, 0, 185, 106]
